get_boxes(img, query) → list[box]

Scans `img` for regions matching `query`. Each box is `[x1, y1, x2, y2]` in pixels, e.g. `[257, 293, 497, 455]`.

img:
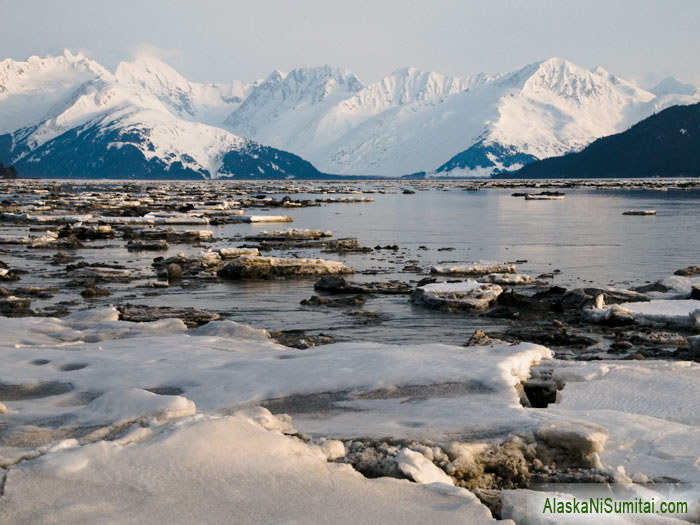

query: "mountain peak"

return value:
[651, 76, 698, 97]
[115, 55, 188, 89]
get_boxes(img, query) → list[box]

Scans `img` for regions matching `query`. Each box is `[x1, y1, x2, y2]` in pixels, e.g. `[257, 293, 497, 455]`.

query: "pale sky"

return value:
[1, 0, 699, 86]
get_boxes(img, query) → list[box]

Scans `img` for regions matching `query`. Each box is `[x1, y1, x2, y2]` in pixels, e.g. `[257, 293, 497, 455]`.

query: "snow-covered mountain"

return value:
[651, 76, 698, 97]
[0, 50, 109, 134]
[225, 57, 699, 177]
[1, 51, 699, 179]
[115, 56, 257, 125]
[225, 66, 493, 175]
[0, 51, 325, 179]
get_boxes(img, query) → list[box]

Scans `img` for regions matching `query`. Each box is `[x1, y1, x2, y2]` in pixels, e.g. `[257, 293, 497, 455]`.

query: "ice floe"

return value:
[431, 261, 516, 276]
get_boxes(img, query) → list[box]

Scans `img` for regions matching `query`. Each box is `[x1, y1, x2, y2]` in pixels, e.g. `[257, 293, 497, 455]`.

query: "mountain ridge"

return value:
[504, 102, 700, 179]
[1, 50, 699, 179]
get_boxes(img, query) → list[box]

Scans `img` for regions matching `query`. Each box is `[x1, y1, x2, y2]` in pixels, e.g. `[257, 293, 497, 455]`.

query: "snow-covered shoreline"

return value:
[1, 307, 699, 523]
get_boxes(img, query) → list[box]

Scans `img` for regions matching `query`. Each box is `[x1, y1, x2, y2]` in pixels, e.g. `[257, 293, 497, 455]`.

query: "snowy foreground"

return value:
[1, 309, 700, 523]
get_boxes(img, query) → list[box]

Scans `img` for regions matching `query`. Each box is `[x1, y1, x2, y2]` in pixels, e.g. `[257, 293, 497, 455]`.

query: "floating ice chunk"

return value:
[247, 228, 332, 240]
[75, 388, 196, 426]
[421, 281, 484, 294]
[216, 247, 260, 258]
[661, 275, 700, 295]
[619, 299, 700, 328]
[481, 273, 532, 285]
[397, 448, 454, 486]
[142, 212, 210, 225]
[188, 320, 271, 341]
[622, 209, 656, 215]
[431, 261, 516, 276]
[29, 214, 94, 223]
[184, 230, 213, 240]
[229, 215, 294, 223]
[30, 230, 59, 247]
[586, 298, 700, 328]
[412, 280, 503, 311]
[197, 249, 222, 266]
[218, 255, 353, 279]
[72, 267, 132, 280]
[64, 306, 120, 324]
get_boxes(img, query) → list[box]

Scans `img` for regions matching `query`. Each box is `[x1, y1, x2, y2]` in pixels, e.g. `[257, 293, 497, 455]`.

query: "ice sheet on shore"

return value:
[0, 414, 500, 524]
[4, 312, 700, 519]
[0, 312, 549, 441]
[546, 359, 700, 482]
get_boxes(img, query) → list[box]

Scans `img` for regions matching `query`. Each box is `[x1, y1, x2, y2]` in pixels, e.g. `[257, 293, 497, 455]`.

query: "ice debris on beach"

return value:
[412, 280, 503, 311]
[218, 255, 353, 279]
[431, 261, 516, 276]
[586, 296, 700, 328]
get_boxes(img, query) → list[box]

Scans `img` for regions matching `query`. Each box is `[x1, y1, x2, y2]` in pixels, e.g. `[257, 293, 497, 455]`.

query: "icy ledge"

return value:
[0, 412, 501, 524]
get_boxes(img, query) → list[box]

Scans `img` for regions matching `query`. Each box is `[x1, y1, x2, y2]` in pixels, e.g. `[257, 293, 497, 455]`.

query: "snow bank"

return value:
[1, 414, 499, 524]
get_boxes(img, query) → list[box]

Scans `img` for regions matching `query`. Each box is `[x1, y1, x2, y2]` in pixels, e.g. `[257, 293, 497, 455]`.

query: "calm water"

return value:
[3, 184, 700, 345]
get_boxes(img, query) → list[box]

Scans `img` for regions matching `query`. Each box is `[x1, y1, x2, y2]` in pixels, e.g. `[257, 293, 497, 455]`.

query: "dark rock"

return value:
[80, 287, 111, 298]
[0, 268, 19, 281]
[691, 285, 700, 301]
[313, 276, 412, 295]
[533, 286, 567, 298]
[465, 329, 503, 347]
[609, 341, 633, 352]
[633, 281, 670, 293]
[0, 295, 33, 316]
[559, 288, 647, 310]
[127, 239, 169, 251]
[492, 325, 596, 348]
[523, 380, 558, 408]
[301, 295, 366, 307]
[674, 266, 700, 276]
[116, 304, 220, 328]
[270, 330, 336, 349]
[167, 263, 183, 279]
[324, 238, 373, 253]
